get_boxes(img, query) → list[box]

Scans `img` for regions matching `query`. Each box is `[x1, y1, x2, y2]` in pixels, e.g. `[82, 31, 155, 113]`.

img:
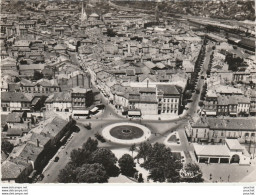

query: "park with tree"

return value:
[58, 138, 203, 183]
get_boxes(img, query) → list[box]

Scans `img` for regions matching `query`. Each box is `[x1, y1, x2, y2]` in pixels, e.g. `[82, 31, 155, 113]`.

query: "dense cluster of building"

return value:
[2, 116, 75, 183]
[1, 0, 255, 182]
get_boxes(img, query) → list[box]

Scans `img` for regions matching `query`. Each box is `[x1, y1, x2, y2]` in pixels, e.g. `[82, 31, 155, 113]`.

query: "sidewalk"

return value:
[109, 101, 189, 121]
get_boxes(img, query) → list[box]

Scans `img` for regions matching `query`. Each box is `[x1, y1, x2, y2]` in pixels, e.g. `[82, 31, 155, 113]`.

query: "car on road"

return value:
[37, 174, 44, 181]
[54, 156, 59, 162]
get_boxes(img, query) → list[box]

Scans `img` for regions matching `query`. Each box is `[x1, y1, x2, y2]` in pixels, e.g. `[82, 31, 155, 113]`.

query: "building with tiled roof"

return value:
[1, 160, 32, 183]
[28, 133, 51, 149]
[204, 94, 251, 117]
[2, 115, 74, 183]
[188, 117, 256, 144]
[1, 92, 33, 112]
[1, 57, 17, 71]
[6, 112, 24, 124]
[19, 78, 60, 94]
[156, 85, 182, 115]
[45, 92, 72, 112]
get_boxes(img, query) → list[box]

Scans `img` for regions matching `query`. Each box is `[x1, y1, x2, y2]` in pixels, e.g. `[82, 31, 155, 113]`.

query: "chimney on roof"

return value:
[36, 139, 40, 147]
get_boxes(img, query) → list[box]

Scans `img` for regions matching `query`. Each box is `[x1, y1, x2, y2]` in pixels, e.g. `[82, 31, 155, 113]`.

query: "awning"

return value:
[205, 111, 216, 116]
[90, 107, 98, 112]
[31, 97, 41, 106]
[60, 136, 67, 143]
[128, 111, 141, 116]
[73, 110, 89, 115]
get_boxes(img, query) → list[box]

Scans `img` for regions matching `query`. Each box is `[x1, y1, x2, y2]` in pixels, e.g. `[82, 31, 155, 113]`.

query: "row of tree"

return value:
[200, 83, 207, 101]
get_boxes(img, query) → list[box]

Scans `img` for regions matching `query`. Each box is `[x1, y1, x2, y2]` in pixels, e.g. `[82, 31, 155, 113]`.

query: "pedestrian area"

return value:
[200, 163, 256, 183]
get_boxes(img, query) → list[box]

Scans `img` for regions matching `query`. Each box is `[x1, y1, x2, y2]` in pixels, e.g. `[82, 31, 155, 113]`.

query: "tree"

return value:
[90, 148, 119, 177]
[106, 28, 117, 37]
[184, 90, 192, 100]
[82, 137, 98, 152]
[118, 154, 137, 177]
[76, 163, 109, 183]
[198, 101, 204, 107]
[137, 142, 182, 183]
[58, 162, 78, 183]
[135, 142, 152, 162]
[175, 58, 183, 69]
[33, 70, 43, 80]
[225, 54, 243, 72]
[138, 173, 144, 183]
[70, 138, 99, 166]
[1, 140, 14, 154]
[70, 148, 91, 167]
[129, 144, 136, 158]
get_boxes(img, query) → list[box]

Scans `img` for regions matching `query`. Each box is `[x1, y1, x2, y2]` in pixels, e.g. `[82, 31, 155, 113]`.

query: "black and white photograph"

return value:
[0, 0, 255, 187]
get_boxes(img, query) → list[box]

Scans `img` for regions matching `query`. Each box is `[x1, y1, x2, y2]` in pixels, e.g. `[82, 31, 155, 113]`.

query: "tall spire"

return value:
[81, 2, 87, 23]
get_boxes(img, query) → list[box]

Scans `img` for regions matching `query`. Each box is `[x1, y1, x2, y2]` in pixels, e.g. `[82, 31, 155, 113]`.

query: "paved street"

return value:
[40, 123, 96, 183]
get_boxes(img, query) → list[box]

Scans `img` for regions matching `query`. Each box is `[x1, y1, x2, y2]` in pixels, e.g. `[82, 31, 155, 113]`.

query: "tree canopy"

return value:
[76, 163, 108, 183]
[82, 137, 98, 152]
[225, 54, 244, 72]
[129, 144, 136, 158]
[58, 138, 119, 183]
[58, 162, 78, 183]
[118, 154, 137, 177]
[1, 140, 14, 154]
[135, 142, 182, 183]
[90, 148, 119, 177]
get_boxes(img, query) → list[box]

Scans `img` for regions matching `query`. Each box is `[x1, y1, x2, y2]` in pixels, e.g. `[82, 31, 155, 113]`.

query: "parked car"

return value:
[95, 133, 106, 143]
[54, 156, 59, 162]
[38, 174, 44, 181]
[84, 123, 92, 130]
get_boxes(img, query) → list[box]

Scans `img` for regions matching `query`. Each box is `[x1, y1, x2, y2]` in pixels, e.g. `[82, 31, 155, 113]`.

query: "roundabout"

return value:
[102, 122, 151, 145]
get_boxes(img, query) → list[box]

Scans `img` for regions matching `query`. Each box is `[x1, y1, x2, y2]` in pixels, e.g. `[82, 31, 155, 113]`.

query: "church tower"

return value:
[81, 2, 87, 23]
[155, 4, 159, 24]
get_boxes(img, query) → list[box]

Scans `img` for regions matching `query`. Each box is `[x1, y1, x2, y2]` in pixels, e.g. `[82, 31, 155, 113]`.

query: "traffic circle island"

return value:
[102, 122, 151, 145]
